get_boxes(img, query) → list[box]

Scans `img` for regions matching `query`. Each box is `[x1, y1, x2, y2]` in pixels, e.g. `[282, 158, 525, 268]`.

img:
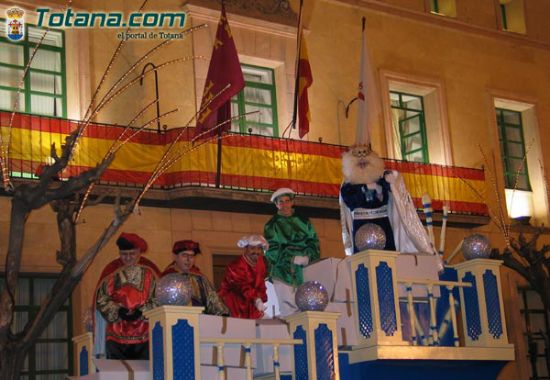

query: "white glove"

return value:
[255, 298, 266, 312]
[293, 256, 309, 266]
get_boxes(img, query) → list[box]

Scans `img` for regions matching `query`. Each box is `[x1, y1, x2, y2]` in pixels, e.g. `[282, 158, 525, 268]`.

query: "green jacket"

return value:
[264, 213, 320, 286]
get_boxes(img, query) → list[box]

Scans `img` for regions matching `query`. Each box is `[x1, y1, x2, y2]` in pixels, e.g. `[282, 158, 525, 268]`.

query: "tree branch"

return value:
[494, 247, 530, 280]
[21, 197, 131, 348]
[0, 198, 30, 342]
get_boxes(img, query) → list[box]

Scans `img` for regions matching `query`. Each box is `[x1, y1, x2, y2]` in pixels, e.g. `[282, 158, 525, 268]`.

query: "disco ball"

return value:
[462, 234, 491, 260]
[355, 223, 386, 251]
[295, 281, 329, 312]
[155, 273, 192, 306]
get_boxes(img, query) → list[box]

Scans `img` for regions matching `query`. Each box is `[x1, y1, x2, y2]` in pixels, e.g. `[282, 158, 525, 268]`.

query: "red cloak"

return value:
[219, 256, 267, 319]
[94, 257, 160, 345]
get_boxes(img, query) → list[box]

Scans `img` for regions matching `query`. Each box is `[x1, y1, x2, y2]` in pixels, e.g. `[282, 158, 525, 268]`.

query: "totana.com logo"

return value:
[6, 7, 25, 41]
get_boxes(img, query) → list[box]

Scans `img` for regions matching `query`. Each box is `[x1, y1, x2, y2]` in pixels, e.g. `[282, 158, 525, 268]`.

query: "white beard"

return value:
[342, 149, 385, 185]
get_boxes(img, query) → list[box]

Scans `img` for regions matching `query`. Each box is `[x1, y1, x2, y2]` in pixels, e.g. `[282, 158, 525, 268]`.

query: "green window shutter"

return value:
[496, 108, 531, 191]
[231, 64, 278, 137]
[390, 91, 429, 164]
[0, 20, 67, 118]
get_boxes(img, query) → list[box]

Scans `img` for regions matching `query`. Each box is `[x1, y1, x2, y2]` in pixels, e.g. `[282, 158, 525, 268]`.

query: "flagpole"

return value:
[215, 0, 225, 188]
[289, 0, 304, 137]
[215, 110, 223, 188]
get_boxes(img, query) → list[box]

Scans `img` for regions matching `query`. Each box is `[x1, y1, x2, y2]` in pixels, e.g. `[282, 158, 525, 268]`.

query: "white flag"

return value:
[355, 21, 381, 146]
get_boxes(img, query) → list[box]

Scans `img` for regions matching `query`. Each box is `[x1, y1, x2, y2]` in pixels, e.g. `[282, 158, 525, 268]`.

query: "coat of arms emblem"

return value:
[6, 8, 25, 41]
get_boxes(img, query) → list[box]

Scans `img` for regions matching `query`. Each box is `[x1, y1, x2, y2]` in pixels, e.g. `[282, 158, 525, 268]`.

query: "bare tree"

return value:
[0, 12, 219, 377]
[491, 231, 550, 311]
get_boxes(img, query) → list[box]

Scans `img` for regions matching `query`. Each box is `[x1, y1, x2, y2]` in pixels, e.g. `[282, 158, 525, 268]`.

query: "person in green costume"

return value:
[264, 187, 320, 316]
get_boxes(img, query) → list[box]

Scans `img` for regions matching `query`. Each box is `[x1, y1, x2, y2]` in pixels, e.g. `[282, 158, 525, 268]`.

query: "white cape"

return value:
[340, 171, 443, 270]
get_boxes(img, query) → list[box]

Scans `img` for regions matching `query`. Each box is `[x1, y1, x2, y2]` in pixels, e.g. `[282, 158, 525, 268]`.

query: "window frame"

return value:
[0, 272, 74, 379]
[500, 3, 509, 30]
[390, 90, 430, 164]
[518, 287, 550, 380]
[0, 18, 67, 118]
[231, 63, 279, 137]
[427, 0, 457, 17]
[431, 0, 440, 13]
[496, 107, 531, 191]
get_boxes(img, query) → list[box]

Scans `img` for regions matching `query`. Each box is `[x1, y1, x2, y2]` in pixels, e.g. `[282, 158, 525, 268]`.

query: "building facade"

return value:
[1, 0, 550, 378]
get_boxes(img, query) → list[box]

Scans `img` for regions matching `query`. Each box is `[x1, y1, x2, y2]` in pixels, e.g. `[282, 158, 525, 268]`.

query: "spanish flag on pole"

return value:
[297, 34, 312, 138]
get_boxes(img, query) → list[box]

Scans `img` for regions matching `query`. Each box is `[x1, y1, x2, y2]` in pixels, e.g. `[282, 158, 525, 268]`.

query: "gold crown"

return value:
[7, 8, 24, 19]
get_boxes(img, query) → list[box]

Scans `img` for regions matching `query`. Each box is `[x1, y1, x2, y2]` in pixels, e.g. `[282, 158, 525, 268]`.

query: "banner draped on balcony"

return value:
[0, 111, 487, 215]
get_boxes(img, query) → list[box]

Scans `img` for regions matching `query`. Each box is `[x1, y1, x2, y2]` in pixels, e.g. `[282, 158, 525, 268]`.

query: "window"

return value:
[390, 91, 429, 163]
[0, 20, 67, 117]
[231, 64, 279, 137]
[428, 0, 457, 17]
[518, 288, 550, 380]
[499, 0, 526, 34]
[496, 108, 531, 191]
[0, 274, 73, 380]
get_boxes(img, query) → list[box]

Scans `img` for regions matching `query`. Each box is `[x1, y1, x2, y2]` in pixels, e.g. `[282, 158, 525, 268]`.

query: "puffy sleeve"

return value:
[203, 277, 230, 316]
[304, 217, 320, 262]
[221, 260, 258, 301]
[140, 268, 158, 313]
[96, 277, 120, 323]
[264, 217, 281, 268]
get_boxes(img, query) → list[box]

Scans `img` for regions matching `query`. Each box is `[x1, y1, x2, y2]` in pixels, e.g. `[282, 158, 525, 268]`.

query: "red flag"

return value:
[195, 3, 244, 139]
[297, 35, 312, 138]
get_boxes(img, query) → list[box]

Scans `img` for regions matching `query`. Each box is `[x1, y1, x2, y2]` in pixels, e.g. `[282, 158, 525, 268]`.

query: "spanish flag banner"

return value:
[0, 111, 487, 216]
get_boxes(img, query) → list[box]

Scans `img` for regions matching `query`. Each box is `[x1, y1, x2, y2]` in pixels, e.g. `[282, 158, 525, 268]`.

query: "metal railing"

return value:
[1, 111, 488, 215]
[398, 278, 472, 347]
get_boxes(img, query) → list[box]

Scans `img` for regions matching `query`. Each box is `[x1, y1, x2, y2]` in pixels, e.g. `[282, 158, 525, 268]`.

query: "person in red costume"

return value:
[95, 232, 160, 360]
[161, 240, 202, 276]
[219, 235, 269, 319]
[161, 240, 229, 316]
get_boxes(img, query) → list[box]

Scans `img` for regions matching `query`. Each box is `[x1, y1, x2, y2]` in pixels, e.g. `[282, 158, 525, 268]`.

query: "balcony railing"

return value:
[0, 111, 487, 216]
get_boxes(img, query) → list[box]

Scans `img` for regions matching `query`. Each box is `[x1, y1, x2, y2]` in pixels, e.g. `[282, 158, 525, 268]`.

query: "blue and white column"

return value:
[144, 306, 204, 380]
[285, 311, 340, 380]
[348, 249, 403, 348]
[72, 332, 95, 376]
[454, 259, 511, 348]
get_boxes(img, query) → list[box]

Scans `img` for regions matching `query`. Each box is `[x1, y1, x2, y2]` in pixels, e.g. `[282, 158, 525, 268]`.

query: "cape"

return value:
[340, 170, 443, 270]
[93, 257, 160, 356]
[219, 256, 268, 319]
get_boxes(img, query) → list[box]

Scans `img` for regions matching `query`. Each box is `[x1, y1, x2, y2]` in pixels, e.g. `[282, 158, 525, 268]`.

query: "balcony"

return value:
[0, 111, 488, 224]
